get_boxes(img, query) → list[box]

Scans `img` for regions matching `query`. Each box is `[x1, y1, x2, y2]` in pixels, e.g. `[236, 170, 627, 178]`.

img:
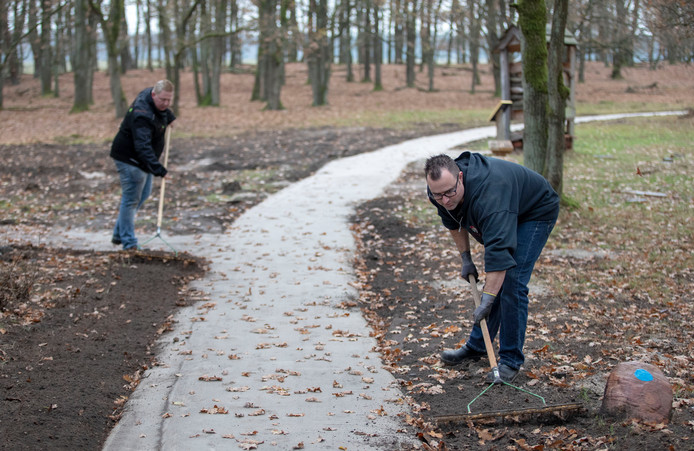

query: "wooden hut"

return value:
[489, 24, 578, 154]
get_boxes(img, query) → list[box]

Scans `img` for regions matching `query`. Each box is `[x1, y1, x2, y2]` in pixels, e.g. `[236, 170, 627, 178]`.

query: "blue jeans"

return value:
[112, 160, 152, 249]
[466, 219, 556, 370]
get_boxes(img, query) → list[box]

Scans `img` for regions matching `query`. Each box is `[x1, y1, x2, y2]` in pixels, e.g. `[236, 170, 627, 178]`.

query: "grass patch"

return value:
[317, 108, 490, 130]
[575, 101, 686, 116]
[554, 116, 692, 299]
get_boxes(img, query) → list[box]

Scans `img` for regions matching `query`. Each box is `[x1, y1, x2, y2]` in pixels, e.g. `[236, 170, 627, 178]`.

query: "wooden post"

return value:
[499, 49, 511, 140]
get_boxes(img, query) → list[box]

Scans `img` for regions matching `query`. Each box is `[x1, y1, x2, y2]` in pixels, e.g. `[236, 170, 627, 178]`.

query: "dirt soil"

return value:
[1, 62, 693, 450]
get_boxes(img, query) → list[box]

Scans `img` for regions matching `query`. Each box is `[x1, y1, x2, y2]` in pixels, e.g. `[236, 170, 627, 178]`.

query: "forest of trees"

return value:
[0, 0, 692, 191]
[1, 0, 693, 113]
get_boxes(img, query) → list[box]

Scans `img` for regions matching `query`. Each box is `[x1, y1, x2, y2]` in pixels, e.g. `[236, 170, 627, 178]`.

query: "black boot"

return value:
[440, 345, 485, 366]
[485, 363, 520, 383]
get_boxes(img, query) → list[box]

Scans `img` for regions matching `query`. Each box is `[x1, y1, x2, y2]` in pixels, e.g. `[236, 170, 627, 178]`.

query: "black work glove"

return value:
[153, 166, 168, 177]
[460, 251, 478, 283]
[473, 292, 496, 325]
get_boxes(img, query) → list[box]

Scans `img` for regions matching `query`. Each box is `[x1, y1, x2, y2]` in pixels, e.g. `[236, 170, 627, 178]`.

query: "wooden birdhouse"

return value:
[491, 24, 578, 153]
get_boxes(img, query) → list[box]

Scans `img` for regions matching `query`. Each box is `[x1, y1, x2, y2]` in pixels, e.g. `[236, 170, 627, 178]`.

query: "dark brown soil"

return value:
[0, 247, 205, 450]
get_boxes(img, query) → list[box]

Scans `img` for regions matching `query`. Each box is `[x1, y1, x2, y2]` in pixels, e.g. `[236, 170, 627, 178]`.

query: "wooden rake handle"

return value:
[156, 127, 172, 230]
[469, 275, 498, 370]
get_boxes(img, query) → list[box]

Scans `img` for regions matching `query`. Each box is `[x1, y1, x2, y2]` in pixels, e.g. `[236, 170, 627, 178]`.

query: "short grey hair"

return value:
[153, 79, 174, 94]
[424, 154, 459, 181]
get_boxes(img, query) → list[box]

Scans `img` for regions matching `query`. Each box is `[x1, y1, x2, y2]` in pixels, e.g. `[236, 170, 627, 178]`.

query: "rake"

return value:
[435, 275, 582, 423]
[140, 127, 178, 255]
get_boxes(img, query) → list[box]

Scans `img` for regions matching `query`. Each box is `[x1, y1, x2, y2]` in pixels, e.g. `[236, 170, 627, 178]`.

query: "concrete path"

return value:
[61, 126, 497, 450]
[6, 111, 682, 450]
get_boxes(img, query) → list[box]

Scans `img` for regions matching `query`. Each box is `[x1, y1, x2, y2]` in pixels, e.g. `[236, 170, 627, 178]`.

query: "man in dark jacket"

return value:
[425, 152, 559, 382]
[110, 80, 176, 250]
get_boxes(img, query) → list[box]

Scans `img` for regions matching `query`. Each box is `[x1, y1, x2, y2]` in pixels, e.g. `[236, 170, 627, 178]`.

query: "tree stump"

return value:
[601, 361, 672, 424]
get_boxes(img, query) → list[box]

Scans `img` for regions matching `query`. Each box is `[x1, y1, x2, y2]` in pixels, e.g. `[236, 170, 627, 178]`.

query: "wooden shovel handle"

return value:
[156, 127, 171, 230]
[469, 275, 498, 369]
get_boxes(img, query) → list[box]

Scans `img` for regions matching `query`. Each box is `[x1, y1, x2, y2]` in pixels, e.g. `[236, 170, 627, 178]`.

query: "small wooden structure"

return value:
[601, 361, 673, 424]
[488, 100, 514, 155]
[490, 24, 578, 153]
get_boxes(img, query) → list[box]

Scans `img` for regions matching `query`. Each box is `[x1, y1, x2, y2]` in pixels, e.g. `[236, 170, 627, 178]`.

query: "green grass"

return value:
[555, 116, 692, 298]
[316, 108, 490, 130]
[575, 101, 686, 116]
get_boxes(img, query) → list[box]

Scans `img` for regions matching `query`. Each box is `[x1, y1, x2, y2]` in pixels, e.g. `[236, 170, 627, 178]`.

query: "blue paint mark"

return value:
[634, 368, 654, 382]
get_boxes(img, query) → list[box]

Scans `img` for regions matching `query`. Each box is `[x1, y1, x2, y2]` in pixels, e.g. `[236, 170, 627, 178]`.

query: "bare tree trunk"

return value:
[341, 0, 354, 81]
[119, 10, 132, 73]
[547, 0, 570, 194]
[393, 0, 404, 64]
[28, 0, 40, 79]
[145, 0, 153, 70]
[468, 0, 481, 93]
[421, 0, 433, 89]
[611, 0, 627, 79]
[362, 0, 372, 82]
[166, 0, 204, 115]
[52, 5, 64, 98]
[89, 0, 128, 117]
[72, 0, 92, 112]
[87, 7, 97, 102]
[0, 0, 8, 108]
[485, 0, 501, 97]
[338, 0, 348, 64]
[307, 0, 331, 105]
[373, 1, 383, 91]
[257, 0, 284, 110]
[210, 0, 228, 106]
[107, 52, 127, 117]
[517, 0, 548, 175]
[194, 0, 212, 105]
[133, 0, 141, 69]
[229, 0, 241, 68]
[405, 0, 417, 87]
[9, 0, 28, 85]
[158, 1, 174, 81]
[597, 0, 609, 66]
[39, 0, 52, 95]
[284, 0, 299, 62]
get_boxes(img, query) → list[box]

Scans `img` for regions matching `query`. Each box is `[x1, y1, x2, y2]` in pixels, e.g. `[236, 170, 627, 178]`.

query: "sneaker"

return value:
[485, 363, 520, 383]
[111, 237, 122, 245]
[440, 345, 485, 366]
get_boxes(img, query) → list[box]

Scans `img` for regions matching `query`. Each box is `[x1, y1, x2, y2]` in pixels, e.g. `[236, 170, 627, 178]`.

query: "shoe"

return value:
[111, 237, 122, 245]
[440, 345, 485, 366]
[485, 363, 520, 383]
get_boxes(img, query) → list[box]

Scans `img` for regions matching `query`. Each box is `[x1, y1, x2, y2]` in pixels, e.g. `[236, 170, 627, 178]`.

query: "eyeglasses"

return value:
[429, 175, 460, 200]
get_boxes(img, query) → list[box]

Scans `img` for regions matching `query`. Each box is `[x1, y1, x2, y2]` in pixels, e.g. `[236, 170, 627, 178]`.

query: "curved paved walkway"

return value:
[5, 111, 682, 450]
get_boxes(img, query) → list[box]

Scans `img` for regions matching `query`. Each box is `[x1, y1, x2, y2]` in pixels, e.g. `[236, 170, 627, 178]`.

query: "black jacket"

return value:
[429, 151, 559, 272]
[110, 87, 175, 176]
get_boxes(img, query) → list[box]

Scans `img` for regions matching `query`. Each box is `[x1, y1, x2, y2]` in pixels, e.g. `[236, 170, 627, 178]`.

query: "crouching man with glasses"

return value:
[424, 153, 559, 383]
